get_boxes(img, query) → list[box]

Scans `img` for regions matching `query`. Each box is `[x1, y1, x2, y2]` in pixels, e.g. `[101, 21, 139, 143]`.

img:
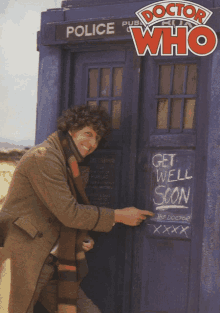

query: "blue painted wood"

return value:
[38, 0, 220, 41]
[39, 3, 220, 47]
[185, 55, 210, 313]
[62, 0, 146, 7]
[214, 0, 220, 6]
[35, 1, 220, 313]
[41, 9, 64, 24]
[61, 0, 214, 9]
[61, 1, 154, 21]
[71, 50, 126, 148]
[190, 0, 214, 7]
[149, 134, 196, 147]
[140, 238, 191, 313]
[81, 150, 122, 313]
[207, 8, 220, 31]
[62, 50, 72, 111]
[131, 47, 211, 312]
[35, 46, 63, 144]
[120, 52, 141, 313]
[35, 6, 66, 145]
[199, 39, 220, 313]
[70, 48, 139, 313]
[40, 8, 65, 45]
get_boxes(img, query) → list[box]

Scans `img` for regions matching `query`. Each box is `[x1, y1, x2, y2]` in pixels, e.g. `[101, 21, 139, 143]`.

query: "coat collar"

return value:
[46, 131, 65, 157]
[57, 130, 84, 164]
[46, 131, 84, 164]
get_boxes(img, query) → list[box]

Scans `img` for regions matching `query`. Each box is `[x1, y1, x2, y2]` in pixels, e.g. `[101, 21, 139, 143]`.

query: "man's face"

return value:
[68, 126, 100, 157]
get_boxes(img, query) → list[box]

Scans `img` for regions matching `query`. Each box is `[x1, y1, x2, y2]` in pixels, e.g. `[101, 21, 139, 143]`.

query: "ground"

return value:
[0, 150, 26, 208]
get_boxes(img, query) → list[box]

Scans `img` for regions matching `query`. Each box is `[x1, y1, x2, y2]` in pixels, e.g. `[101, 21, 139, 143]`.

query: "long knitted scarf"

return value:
[57, 130, 90, 313]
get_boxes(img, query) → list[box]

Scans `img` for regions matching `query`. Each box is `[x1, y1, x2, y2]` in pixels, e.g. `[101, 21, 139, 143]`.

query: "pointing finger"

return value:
[140, 215, 147, 220]
[140, 210, 155, 216]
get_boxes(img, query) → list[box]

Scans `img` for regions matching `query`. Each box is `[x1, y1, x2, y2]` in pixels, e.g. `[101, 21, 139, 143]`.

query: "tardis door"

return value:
[67, 47, 140, 313]
[130, 56, 209, 313]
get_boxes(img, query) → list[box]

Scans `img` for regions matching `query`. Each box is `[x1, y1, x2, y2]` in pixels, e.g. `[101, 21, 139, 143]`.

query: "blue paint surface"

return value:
[35, 46, 62, 144]
[35, 1, 220, 313]
[199, 39, 220, 313]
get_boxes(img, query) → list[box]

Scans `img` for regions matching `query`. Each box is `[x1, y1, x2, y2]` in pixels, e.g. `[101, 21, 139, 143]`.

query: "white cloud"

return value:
[1, 11, 40, 76]
[0, 0, 61, 143]
[0, 73, 38, 140]
[31, 89, 36, 96]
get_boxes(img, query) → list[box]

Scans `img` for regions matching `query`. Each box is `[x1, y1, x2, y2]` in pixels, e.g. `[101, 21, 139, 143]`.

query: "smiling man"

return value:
[69, 126, 100, 157]
[0, 105, 154, 313]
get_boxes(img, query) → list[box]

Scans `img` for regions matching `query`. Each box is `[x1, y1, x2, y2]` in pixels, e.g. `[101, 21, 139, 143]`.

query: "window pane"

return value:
[88, 69, 98, 98]
[87, 101, 97, 107]
[100, 101, 109, 113]
[113, 68, 123, 97]
[170, 99, 182, 129]
[112, 100, 121, 129]
[159, 65, 171, 95]
[100, 68, 110, 97]
[186, 64, 197, 94]
[157, 99, 168, 129]
[184, 99, 196, 129]
[173, 64, 185, 95]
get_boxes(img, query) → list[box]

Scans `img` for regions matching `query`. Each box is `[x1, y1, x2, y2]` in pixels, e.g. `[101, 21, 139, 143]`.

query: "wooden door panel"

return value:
[139, 238, 190, 313]
[131, 56, 201, 313]
[71, 48, 137, 313]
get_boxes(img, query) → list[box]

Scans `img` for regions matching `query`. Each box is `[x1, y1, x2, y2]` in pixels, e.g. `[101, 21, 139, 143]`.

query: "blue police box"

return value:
[36, 0, 220, 312]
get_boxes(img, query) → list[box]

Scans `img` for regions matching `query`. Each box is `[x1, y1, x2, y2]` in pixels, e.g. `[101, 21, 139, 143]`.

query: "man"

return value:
[0, 105, 154, 313]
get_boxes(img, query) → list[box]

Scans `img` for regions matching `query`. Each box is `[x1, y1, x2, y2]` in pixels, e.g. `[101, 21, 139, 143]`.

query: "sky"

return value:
[0, 0, 61, 145]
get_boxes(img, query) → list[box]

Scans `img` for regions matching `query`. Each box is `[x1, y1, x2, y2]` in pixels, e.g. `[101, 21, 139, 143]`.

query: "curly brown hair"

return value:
[57, 105, 111, 139]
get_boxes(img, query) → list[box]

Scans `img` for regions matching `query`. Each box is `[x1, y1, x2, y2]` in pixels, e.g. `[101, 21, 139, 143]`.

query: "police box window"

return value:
[86, 66, 124, 130]
[156, 64, 197, 131]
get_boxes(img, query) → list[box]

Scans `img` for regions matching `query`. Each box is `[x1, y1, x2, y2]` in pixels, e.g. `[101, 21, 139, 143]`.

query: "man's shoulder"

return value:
[20, 140, 65, 167]
[31, 142, 54, 157]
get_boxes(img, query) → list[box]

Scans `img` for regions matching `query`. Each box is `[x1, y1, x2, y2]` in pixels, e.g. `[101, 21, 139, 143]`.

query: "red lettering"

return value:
[141, 10, 153, 23]
[176, 3, 184, 16]
[188, 26, 217, 56]
[183, 5, 196, 18]
[130, 24, 217, 56]
[131, 27, 163, 55]
[153, 5, 166, 18]
[194, 9, 206, 23]
[166, 3, 175, 16]
[162, 27, 187, 55]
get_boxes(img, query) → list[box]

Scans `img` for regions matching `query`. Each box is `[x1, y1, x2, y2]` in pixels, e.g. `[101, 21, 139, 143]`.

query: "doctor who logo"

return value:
[129, 0, 218, 56]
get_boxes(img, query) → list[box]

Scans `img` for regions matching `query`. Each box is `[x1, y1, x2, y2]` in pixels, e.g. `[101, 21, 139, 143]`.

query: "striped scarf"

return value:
[57, 131, 90, 313]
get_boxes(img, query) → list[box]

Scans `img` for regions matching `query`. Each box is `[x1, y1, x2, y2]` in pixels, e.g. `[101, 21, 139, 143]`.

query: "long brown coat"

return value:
[0, 132, 115, 313]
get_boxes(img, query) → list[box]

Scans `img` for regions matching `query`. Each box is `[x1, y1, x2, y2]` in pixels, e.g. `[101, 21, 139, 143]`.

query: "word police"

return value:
[66, 22, 115, 38]
[130, 0, 218, 56]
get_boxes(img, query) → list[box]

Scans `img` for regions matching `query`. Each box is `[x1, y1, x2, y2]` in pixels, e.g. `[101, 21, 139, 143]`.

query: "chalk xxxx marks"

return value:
[148, 224, 191, 238]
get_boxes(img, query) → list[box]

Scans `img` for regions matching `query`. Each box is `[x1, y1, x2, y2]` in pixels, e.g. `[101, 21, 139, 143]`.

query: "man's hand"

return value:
[114, 207, 154, 226]
[82, 236, 95, 252]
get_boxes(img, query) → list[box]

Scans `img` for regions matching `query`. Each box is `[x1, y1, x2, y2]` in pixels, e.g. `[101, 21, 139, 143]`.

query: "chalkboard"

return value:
[85, 150, 121, 209]
[150, 150, 195, 223]
[146, 150, 195, 239]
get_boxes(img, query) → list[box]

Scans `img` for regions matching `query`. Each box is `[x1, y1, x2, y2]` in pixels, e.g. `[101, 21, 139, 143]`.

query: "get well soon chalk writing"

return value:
[152, 153, 193, 211]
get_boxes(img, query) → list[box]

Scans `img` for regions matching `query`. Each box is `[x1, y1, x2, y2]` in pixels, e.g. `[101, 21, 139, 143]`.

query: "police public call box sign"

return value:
[55, 1, 217, 57]
[55, 1, 217, 56]
[129, 0, 218, 56]
[56, 18, 143, 42]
